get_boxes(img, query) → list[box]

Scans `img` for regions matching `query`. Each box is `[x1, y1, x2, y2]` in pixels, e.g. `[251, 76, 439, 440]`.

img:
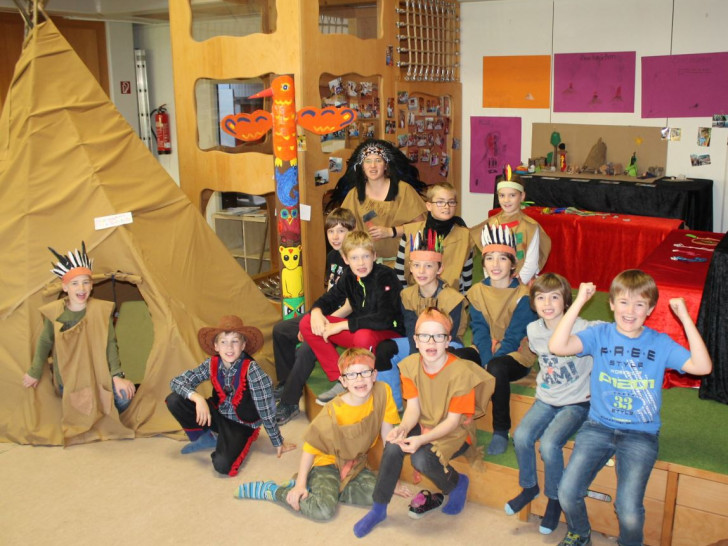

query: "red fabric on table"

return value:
[637, 229, 723, 388]
[488, 207, 683, 289]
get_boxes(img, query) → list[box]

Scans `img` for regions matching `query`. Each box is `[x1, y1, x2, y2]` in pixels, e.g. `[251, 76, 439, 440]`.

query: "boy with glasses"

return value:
[354, 308, 495, 537]
[396, 182, 473, 294]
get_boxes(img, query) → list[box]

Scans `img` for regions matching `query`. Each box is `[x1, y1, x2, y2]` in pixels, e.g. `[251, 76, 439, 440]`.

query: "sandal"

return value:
[408, 489, 444, 519]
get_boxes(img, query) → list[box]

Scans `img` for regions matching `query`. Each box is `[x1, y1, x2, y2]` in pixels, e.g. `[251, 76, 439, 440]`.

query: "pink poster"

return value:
[642, 52, 728, 118]
[553, 51, 635, 113]
[469, 116, 521, 194]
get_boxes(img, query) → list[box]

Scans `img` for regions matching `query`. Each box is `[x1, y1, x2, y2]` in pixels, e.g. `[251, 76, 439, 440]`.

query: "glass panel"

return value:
[318, 0, 378, 39]
[190, 0, 276, 41]
[319, 73, 380, 153]
[195, 77, 269, 152]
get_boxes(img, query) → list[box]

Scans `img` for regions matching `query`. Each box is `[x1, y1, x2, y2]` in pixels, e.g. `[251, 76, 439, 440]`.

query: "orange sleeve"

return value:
[448, 389, 475, 415]
[401, 376, 419, 400]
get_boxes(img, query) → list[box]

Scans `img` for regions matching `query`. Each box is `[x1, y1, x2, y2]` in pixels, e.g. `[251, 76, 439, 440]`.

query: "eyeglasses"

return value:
[342, 369, 375, 380]
[414, 333, 449, 343]
[431, 200, 458, 208]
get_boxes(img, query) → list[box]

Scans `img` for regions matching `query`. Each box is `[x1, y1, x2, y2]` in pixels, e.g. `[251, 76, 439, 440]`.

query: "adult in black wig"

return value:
[330, 139, 428, 261]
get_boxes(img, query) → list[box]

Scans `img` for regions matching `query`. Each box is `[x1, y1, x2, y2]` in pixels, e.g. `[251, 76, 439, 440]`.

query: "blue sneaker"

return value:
[181, 431, 216, 454]
[557, 531, 591, 546]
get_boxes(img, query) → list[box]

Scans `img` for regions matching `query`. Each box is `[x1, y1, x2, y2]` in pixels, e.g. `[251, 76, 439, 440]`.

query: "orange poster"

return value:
[482, 55, 551, 109]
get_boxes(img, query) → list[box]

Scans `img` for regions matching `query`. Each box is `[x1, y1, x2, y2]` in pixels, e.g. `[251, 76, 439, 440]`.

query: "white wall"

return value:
[461, 0, 728, 232]
[132, 23, 179, 185]
[105, 22, 139, 134]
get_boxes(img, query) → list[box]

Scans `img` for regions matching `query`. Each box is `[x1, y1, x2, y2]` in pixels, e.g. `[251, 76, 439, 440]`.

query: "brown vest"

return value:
[400, 283, 468, 341]
[304, 382, 387, 490]
[399, 354, 495, 467]
[402, 221, 472, 290]
[40, 298, 133, 445]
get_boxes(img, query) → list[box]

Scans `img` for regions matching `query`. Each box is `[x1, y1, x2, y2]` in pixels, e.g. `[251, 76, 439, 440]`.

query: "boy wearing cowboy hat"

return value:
[166, 315, 295, 477]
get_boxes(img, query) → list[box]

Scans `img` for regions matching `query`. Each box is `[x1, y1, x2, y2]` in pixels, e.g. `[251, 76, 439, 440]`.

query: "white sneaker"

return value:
[316, 382, 345, 405]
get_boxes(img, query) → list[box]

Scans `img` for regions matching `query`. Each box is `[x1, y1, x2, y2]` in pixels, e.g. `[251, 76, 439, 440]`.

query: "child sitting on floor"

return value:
[505, 273, 596, 535]
[353, 308, 495, 538]
[550, 271, 712, 546]
[466, 224, 537, 455]
[300, 230, 404, 405]
[165, 315, 295, 477]
[470, 167, 550, 285]
[235, 348, 409, 521]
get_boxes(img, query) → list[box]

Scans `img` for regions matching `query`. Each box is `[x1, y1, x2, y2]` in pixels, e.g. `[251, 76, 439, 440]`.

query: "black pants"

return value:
[372, 424, 468, 504]
[485, 355, 530, 433]
[165, 392, 259, 476]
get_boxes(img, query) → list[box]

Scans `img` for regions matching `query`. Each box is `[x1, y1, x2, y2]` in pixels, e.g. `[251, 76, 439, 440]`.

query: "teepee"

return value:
[0, 14, 281, 445]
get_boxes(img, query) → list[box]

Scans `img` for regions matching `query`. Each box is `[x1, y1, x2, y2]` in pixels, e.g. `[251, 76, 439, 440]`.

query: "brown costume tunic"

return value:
[342, 181, 427, 260]
[399, 354, 495, 468]
[40, 298, 133, 445]
[400, 282, 469, 341]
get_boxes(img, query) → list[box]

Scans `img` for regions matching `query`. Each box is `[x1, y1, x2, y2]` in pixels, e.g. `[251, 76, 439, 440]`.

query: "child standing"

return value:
[550, 270, 712, 546]
[395, 182, 474, 293]
[235, 348, 403, 521]
[165, 315, 295, 476]
[300, 231, 404, 405]
[22, 243, 136, 440]
[470, 169, 550, 285]
[273, 207, 355, 425]
[375, 229, 472, 410]
[466, 224, 537, 455]
[505, 273, 595, 535]
[353, 308, 495, 538]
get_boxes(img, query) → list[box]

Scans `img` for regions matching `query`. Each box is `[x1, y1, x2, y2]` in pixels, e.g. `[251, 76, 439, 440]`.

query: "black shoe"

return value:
[408, 490, 444, 519]
[275, 402, 300, 425]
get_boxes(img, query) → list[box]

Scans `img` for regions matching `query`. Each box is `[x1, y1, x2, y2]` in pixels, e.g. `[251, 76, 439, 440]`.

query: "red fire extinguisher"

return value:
[152, 105, 171, 154]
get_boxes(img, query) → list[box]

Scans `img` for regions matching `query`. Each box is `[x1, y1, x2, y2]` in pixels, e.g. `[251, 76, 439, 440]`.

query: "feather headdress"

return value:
[409, 228, 443, 262]
[496, 163, 524, 193]
[480, 224, 516, 257]
[49, 241, 94, 283]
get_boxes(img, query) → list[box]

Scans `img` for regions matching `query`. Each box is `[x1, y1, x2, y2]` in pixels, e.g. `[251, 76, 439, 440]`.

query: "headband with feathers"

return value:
[480, 224, 516, 256]
[49, 241, 94, 282]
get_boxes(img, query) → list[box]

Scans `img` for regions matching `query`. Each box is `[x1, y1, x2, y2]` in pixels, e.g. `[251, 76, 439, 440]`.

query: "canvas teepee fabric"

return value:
[0, 15, 281, 445]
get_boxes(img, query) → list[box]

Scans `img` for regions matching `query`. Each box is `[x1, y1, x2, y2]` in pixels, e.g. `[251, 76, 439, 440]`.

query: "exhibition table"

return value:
[496, 174, 713, 231]
[518, 207, 683, 289]
[637, 229, 722, 388]
[696, 232, 728, 404]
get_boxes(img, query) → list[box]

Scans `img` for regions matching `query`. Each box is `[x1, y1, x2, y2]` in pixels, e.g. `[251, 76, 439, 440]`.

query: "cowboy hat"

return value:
[197, 315, 264, 357]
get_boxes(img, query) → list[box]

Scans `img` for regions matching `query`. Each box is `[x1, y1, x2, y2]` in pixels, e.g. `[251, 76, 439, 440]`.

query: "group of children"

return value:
[26, 165, 712, 545]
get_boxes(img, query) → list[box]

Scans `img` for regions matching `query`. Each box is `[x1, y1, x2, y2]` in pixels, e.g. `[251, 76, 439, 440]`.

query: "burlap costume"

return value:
[402, 220, 472, 289]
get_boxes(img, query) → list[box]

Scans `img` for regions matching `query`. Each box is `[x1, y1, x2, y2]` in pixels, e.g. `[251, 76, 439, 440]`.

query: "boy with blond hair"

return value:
[300, 231, 404, 404]
[354, 308, 495, 537]
[395, 182, 473, 293]
[235, 348, 405, 521]
[550, 270, 712, 546]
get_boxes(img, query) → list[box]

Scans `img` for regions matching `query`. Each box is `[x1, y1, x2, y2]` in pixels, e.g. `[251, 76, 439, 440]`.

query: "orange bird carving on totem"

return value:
[220, 75, 357, 167]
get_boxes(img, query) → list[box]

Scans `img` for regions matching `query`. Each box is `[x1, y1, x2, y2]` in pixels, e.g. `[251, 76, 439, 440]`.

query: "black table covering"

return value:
[493, 175, 713, 231]
[697, 233, 728, 404]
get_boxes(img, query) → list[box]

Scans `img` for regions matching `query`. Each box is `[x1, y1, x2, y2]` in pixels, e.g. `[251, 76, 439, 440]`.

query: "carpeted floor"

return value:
[0, 406, 620, 546]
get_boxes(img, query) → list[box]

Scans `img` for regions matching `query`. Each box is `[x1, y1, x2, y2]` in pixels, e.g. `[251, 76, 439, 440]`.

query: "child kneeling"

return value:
[235, 348, 402, 521]
[354, 308, 495, 537]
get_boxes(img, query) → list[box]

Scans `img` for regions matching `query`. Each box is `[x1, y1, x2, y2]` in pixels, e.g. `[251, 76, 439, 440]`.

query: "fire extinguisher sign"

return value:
[120, 81, 131, 94]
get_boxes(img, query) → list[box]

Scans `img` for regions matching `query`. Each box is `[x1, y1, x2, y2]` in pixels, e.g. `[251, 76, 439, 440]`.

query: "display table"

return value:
[495, 174, 713, 231]
[509, 207, 683, 289]
[637, 229, 723, 388]
[697, 232, 728, 404]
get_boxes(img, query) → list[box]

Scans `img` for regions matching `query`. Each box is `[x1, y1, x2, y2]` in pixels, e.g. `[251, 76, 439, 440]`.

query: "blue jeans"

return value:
[558, 420, 659, 546]
[513, 399, 589, 499]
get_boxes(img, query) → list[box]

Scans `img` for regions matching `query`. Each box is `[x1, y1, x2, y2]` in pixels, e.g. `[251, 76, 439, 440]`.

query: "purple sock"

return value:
[353, 502, 387, 538]
[442, 474, 469, 515]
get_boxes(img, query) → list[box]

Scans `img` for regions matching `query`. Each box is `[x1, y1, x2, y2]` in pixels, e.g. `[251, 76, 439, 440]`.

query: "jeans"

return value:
[513, 399, 589, 499]
[558, 420, 659, 546]
[372, 424, 468, 504]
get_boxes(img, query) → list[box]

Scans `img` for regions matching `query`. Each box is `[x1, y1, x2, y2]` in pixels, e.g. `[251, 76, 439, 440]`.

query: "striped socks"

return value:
[235, 480, 278, 501]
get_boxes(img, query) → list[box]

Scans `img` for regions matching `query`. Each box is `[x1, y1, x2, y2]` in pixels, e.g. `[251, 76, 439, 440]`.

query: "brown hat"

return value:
[197, 315, 264, 357]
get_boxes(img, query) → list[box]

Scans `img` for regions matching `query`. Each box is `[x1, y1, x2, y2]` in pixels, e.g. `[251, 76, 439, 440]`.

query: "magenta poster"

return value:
[553, 51, 635, 113]
[642, 52, 728, 118]
[469, 116, 521, 194]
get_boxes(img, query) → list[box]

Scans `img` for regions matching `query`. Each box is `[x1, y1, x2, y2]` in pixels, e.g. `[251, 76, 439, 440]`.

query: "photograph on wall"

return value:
[642, 52, 728, 118]
[690, 154, 711, 167]
[553, 51, 635, 113]
[329, 156, 343, 172]
[482, 55, 551, 109]
[469, 116, 521, 194]
[314, 168, 330, 186]
[712, 115, 727, 128]
[698, 128, 711, 147]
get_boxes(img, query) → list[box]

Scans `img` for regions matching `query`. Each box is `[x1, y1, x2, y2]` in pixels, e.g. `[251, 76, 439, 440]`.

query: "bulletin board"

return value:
[531, 123, 667, 176]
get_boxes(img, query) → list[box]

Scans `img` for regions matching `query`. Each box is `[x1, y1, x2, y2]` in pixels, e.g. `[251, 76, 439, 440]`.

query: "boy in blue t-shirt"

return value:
[549, 270, 712, 546]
